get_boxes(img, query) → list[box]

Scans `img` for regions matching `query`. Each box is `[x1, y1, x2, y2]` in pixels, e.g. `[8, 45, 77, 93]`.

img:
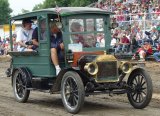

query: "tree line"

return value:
[0, 0, 97, 25]
[33, 0, 97, 11]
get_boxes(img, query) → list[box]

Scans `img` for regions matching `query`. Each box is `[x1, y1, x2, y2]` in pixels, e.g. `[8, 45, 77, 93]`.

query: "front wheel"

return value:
[13, 68, 30, 103]
[61, 71, 85, 114]
[127, 69, 152, 109]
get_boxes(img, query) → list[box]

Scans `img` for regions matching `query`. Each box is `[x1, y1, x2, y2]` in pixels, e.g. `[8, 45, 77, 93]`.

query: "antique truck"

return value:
[8, 7, 152, 114]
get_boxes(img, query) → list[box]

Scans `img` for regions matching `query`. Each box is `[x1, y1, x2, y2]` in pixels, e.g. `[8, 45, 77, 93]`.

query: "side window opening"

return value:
[10, 17, 36, 52]
[38, 17, 47, 41]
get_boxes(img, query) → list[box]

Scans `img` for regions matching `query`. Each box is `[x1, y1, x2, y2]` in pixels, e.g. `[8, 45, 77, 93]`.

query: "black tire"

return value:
[61, 71, 85, 114]
[127, 69, 152, 109]
[13, 68, 30, 103]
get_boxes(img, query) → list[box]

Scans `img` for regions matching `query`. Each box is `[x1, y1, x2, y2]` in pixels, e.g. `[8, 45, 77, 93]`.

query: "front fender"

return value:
[50, 67, 87, 93]
[125, 65, 146, 79]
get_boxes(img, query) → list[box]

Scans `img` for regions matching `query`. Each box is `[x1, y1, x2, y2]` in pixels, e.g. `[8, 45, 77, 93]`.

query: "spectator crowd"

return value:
[96, 0, 160, 61]
[0, 0, 160, 62]
[0, 34, 17, 55]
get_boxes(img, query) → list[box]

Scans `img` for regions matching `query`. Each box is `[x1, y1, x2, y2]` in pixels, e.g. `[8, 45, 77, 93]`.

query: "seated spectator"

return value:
[110, 34, 117, 48]
[156, 23, 160, 33]
[132, 40, 153, 61]
[16, 19, 34, 52]
[150, 27, 158, 47]
[144, 31, 153, 45]
[136, 31, 144, 46]
[12, 34, 18, 51]
[157, 32, 160, 43]
[115, 34, 130, 53]
[153, 42, 160, 62]
[0, 37, 3, 55]
[4, 37, 10, 55]
[129, 34, 138, 53]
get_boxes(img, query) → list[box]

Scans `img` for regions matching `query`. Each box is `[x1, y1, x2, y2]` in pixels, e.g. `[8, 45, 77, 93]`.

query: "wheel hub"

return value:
[135, 84, 142, 93]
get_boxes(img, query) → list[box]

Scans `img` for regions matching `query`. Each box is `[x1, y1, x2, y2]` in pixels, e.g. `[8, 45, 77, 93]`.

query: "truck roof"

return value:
[11, 7, 113, 20]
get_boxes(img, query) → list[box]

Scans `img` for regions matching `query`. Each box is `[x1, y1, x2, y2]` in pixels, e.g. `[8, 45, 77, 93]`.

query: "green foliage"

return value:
[32, 0, 97, 11]
[0, 0, 12, 25]
[21, 9, 30, 14]
[32, 3, 44, 11]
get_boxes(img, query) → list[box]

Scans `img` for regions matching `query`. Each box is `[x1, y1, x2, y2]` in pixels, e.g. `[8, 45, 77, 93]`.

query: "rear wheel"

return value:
[61, 71, 85, 114]
[13, 68, 30, 103]
[127, 70, 152, 109]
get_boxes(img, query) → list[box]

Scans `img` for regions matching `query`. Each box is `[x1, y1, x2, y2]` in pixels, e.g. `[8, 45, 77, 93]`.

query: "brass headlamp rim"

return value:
[84, 62, 98, 76]
[119, 61, 132, 74]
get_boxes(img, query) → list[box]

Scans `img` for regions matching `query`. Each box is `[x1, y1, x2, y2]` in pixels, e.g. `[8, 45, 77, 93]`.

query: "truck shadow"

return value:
[27, 96, 132, 114]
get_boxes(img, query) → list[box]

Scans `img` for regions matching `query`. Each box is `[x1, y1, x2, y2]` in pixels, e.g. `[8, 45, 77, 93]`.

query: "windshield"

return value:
[68, 18, 105, 51]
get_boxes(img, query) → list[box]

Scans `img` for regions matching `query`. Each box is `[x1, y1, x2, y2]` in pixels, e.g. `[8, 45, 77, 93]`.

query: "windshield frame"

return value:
[63, 14, 109, 52]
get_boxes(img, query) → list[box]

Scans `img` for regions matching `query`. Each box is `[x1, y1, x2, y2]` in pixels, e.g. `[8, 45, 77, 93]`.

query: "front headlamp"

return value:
[119, 61, 132, 74]
[84, 62, 98, 76]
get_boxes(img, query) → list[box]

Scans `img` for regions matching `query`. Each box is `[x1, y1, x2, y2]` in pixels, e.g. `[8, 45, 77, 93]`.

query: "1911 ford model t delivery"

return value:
[8, 7, 152, 114]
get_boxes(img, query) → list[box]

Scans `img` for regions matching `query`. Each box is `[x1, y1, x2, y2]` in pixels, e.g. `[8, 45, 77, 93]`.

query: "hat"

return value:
[152, 27, 156, 30]
[145, 31, 151, 35]
[22, 19, 33, 24]
[144, 40, 149, 44]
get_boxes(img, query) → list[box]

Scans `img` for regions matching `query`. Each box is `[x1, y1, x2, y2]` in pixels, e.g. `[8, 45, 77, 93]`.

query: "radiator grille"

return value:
[96, 61, 118, 82]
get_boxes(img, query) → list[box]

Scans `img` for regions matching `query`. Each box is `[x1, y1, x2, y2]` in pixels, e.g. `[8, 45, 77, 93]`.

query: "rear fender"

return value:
[11, 67, 32, 87]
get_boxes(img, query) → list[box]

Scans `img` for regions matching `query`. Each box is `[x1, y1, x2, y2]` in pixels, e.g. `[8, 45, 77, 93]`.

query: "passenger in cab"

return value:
[31, 19, 46, 50]
[31, 20, 64, 75]
[49, 21, 64, 75]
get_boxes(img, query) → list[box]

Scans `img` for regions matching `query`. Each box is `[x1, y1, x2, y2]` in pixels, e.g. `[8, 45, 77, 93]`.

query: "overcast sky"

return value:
[9, 0, 45, 15]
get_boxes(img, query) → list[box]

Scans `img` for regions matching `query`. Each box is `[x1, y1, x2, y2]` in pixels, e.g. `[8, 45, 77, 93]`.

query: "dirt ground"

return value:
[0, 57, 160, 116]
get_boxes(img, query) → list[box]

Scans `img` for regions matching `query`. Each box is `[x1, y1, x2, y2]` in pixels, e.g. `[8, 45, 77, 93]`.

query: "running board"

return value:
[86, 89, 127, 96]
[27, 88, 50, 93]
[26, 88, 60, 94]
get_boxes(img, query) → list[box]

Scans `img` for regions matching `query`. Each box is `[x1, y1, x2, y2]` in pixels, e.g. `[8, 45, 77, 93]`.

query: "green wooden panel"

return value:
[12, 55, 65, 77]
[12, 55, 53, 77]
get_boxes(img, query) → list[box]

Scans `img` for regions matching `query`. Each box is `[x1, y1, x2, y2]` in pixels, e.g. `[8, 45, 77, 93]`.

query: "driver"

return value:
[70, 21, 96, 47]
[70, 22, 85, 45]
[30, 20, 64, 75]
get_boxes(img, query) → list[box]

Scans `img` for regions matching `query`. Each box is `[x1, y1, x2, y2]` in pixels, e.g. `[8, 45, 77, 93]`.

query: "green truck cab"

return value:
[8, 7, 152, 114]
